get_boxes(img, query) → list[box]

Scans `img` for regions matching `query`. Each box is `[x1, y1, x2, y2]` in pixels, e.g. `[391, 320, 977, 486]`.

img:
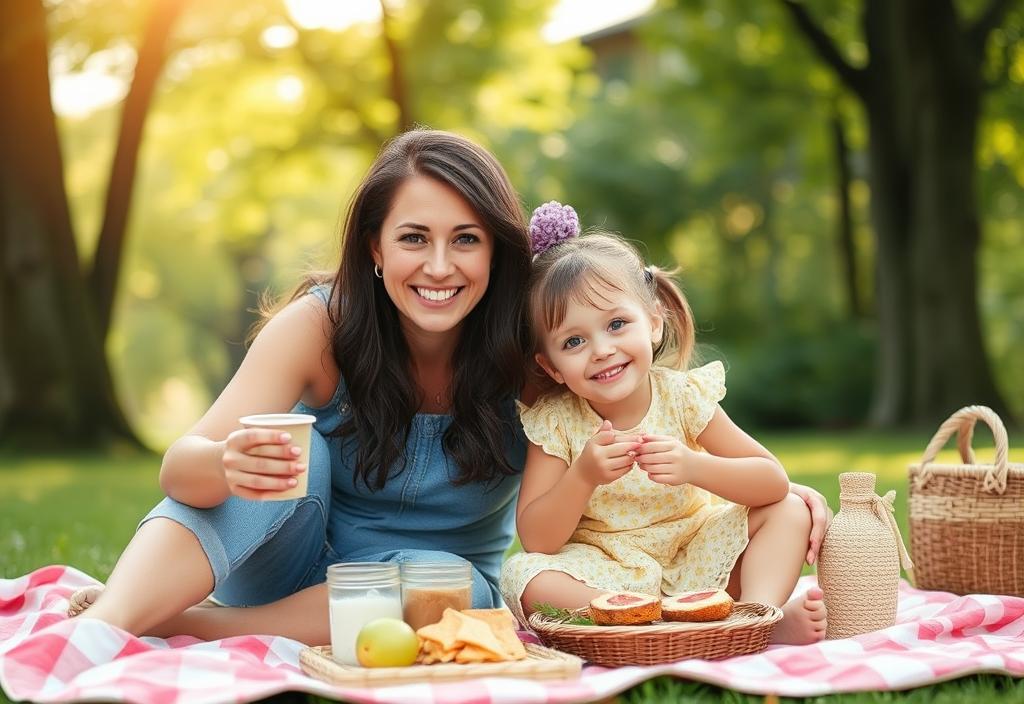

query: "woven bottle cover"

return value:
[817, 472, 913, 639]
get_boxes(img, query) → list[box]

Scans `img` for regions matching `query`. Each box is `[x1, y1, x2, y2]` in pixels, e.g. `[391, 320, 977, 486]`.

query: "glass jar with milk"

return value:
[326, 562, 403, 666]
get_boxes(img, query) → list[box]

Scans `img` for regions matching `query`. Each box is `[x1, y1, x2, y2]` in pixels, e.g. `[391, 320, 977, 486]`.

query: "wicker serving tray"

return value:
[528, 601, 783, 667]
[299, 643, 582, 687]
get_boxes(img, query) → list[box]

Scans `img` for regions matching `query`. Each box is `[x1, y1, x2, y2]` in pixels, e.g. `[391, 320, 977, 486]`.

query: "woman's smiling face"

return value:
[371, 174, 494, 338]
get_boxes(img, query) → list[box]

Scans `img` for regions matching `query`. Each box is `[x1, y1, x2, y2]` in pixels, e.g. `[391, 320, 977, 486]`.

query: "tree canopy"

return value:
[1, 0, 1021, 447]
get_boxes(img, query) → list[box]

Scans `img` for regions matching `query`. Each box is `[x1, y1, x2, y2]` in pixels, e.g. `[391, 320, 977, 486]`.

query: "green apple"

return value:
[355, 617, 419, 667]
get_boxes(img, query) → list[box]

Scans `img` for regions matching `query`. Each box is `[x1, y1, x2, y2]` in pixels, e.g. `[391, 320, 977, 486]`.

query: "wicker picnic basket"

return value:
[908, 405, 1024, 596]
[528, 602, 782, 667]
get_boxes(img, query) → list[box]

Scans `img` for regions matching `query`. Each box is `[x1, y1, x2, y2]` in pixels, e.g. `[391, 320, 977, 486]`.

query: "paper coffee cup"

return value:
[238, 413, 316, 500]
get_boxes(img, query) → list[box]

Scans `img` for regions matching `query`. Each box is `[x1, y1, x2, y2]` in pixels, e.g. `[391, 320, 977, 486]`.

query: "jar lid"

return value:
[400, 560, 472, 587]
[327, 562, 400, 587]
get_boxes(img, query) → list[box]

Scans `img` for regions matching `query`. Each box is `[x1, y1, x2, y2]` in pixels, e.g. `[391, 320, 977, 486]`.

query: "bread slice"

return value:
[589, 591, 661, 626]
[661, 589, 734, 622]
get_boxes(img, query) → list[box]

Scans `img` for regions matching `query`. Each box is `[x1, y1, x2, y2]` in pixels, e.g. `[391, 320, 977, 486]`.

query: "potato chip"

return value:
[460, 608, 526, 660]
[451, 611, 506, 659]
[416, 638, 458, 665]
[454, 643, 503, 664]
[416, 608, 464, 651]
[414, 606, 527, 665]
[461, 608, 517, 631]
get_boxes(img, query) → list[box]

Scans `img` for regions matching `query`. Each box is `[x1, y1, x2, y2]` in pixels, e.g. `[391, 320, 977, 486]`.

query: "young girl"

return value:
[500, 202, 827, 645]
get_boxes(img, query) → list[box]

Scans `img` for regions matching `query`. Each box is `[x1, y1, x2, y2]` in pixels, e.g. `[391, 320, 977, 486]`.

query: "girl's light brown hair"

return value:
[529, 232, 695, 392]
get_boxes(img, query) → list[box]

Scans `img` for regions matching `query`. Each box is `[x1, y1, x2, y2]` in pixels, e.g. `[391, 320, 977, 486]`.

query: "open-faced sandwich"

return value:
[589, 591, 662, 626]
[661, 589, 734, 622]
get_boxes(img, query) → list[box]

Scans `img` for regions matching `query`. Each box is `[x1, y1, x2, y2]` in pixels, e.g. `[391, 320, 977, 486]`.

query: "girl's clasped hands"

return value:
[577, 419, 694, 488]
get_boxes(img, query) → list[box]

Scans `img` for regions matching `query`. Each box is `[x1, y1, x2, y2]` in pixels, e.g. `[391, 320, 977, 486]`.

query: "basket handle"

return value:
[915, 405, 1010, 494]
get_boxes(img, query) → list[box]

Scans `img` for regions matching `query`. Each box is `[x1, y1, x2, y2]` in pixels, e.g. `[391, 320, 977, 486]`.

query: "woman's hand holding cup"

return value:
[229, 414, 316, 500]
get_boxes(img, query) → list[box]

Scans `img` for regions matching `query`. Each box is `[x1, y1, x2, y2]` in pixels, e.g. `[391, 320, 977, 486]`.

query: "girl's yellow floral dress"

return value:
[500, 361, 749, 626]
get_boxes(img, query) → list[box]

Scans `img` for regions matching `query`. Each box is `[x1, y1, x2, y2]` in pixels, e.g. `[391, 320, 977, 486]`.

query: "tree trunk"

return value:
[864, 131, 914, 426]
[379, 0, 412, 132]
[862, 0, 916, 426]
[0, 0, 135, 445]
[783, 0, 1014, 426]
[905, 1, 1009, 423]
[830, 108, 861, 319]
[88, 0, 187, 341]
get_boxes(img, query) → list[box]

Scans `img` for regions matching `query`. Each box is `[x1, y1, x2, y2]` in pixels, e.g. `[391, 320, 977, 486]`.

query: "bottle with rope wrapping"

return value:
[817, 472, 914, 639]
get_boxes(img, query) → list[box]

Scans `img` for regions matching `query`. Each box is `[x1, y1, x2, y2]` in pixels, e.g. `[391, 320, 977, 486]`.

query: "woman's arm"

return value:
[636, 406, 789, 507]
[159, 295, 336, 508]
[788, 482, 833, 564]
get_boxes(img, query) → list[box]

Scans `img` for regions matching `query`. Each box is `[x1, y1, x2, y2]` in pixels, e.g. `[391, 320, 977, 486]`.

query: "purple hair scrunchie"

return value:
[529, 200, 580, 255]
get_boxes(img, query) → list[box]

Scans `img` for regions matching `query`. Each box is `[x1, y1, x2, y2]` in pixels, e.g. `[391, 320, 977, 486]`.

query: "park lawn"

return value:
[2, 430, 1021, 704]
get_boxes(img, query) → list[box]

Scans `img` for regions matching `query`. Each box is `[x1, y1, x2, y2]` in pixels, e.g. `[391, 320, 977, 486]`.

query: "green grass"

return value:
[2, 430, 1020, 703]
[0, 450, 166, 578]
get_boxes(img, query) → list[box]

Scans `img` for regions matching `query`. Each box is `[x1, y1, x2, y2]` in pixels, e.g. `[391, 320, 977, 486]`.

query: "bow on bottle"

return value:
[873, 490, 915, 581]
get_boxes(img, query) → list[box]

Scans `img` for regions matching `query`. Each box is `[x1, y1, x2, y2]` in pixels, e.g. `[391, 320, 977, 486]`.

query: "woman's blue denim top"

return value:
[297, 287, 526, 592]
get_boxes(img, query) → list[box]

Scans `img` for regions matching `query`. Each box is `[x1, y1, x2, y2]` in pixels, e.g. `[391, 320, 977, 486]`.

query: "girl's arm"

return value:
[514, 444, 592, 554]
[159, 295, 337, 508]
[636, 406, 789, 507]
[516, 421, 641, 554]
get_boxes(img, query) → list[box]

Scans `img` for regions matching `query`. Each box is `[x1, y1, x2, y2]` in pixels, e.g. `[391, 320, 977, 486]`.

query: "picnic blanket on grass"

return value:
[2, 566, 1023, 703]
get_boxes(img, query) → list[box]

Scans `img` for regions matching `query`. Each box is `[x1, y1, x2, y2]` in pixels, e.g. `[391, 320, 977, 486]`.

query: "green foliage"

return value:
[48, 0, 1024, 444]
[532, 603, 595, 625]
[519, 0, 1024, 425]
[54, 0, 588, 445]
[715, 319, 875, 429]
[513, 0, 879, 429]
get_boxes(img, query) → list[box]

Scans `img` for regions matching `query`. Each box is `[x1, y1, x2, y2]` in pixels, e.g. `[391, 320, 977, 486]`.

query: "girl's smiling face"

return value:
[536, 279, 664, 415]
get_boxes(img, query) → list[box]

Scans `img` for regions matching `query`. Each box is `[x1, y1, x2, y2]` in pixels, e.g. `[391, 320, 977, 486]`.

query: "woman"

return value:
[71, 129, 830, 644]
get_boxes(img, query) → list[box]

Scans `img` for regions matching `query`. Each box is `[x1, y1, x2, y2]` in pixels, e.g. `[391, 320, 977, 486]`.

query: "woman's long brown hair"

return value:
[261, 130, 531, 490]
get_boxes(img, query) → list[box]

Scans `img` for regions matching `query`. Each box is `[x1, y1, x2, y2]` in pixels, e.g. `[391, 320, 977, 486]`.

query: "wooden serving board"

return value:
[300, 643, 582, 687]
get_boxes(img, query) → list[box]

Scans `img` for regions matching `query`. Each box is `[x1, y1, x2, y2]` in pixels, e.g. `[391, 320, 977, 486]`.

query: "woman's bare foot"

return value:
[68, 585, 104, 617]
[67, 585, 223, 620]
[769, 586, 827, 645]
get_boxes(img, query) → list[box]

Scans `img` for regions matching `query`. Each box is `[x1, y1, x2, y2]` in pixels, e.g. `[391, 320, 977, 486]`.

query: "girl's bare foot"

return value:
[68, 585, 104, 617]
[769, 586, 827, 645]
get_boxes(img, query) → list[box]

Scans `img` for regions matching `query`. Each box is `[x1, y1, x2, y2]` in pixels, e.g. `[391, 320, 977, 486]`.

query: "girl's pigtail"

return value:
[648, 265, 695, 371]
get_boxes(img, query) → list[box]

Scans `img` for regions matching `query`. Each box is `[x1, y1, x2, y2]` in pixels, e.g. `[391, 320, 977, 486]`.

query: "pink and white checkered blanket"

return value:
[2, 566, 1023, 703]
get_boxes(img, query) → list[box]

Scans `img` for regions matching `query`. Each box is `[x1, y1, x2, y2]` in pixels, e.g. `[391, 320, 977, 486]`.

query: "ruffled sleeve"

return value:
[516, 395, 573, 464]
[676, 361, 727, 441]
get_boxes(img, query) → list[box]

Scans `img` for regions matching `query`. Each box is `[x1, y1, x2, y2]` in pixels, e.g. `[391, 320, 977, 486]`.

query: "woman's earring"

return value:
[374, 264, 383, 279]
